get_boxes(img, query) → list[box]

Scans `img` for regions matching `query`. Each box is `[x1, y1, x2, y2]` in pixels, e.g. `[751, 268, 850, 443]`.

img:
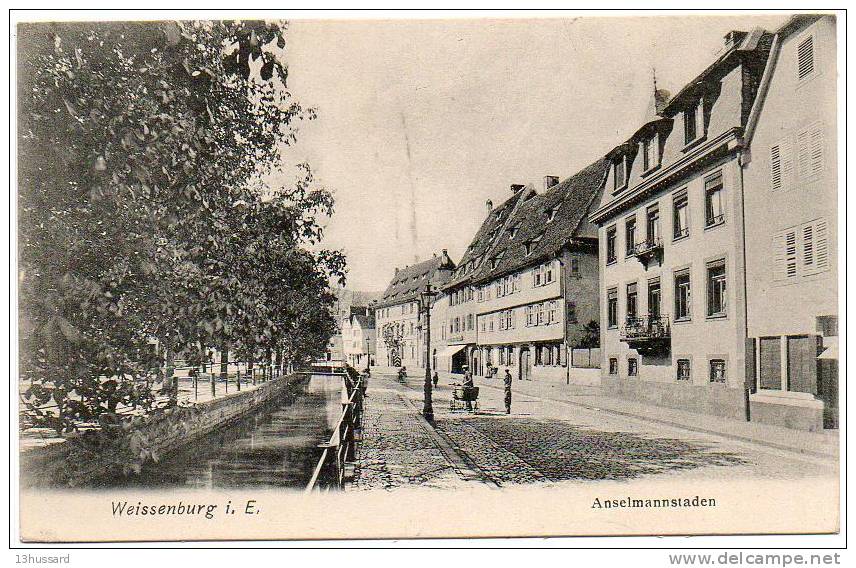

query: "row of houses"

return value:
[370, 14, 837, 432]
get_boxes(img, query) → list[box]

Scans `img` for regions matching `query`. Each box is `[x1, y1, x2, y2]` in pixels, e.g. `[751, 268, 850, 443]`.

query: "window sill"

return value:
[681, 134, 708, 153]
[708, 380, 727, 386]
[704, 219, 726, 231]
[673, 317, 692, 325]
[672, 232, 690, 243]
[640, 163, 661, 178]
[612, 182, 629, 195]
[706, 313, 728, 321]
[607, 325, 618, 330]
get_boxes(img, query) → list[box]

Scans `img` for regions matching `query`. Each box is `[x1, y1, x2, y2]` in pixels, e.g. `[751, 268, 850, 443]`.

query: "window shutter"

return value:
[770, 145, 782, 190]
[809, 123, 823, 177]
[796, 128, 810, 179]
[785, 230, 798, 278]
[796, 122, 822, 180]
[802, 218, 830, 276]
[797, 35, 815, 79]
[802, 223, 815, 273]
[815, 219, 830, 272]
[773, 230, 798, 281]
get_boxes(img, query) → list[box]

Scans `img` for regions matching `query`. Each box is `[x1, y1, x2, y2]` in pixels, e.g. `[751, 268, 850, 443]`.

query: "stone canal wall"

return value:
[20, 375, 299, 488]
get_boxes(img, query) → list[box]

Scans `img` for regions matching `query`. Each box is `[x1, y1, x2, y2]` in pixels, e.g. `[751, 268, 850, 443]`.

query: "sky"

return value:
[276, 14, 790, 292]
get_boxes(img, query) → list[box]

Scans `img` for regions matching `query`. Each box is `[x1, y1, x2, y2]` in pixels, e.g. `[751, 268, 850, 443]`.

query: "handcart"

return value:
[450, 384, 479, 412]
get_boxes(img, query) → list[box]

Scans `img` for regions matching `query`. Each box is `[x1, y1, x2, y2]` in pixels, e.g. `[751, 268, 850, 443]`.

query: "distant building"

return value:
[741, 14, 838, 429]
[374, 252, 455, 369]
[325, 287, 381, 362]
[342, 307, 376, 369]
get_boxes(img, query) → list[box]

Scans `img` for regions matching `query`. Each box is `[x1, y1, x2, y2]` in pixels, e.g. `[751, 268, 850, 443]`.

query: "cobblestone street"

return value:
[351, 385, 473, 491]
[359, 371, 838, 489]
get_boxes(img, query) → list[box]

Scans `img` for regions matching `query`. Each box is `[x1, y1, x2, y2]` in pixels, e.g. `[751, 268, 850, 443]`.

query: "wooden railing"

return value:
[305, 374, 364, 492]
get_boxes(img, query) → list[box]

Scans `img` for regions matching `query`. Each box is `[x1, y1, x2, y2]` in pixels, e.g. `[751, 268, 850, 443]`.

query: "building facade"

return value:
[341, 308, 376, 369]
[590, 20, 838, 430]
[742, 15, 838, 429]
[435, 162, 607, 383]
[374, 252, 455, 370]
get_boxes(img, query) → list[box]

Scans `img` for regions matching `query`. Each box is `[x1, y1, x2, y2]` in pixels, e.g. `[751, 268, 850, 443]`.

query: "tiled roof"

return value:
[444, 187, 532, 289]
[470, 158, 610, 285]
[662, 27, 773, 114]
[376, 253, 455, 308]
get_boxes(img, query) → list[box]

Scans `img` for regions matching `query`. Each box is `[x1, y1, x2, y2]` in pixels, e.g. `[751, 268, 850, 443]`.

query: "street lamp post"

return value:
[420, 283, 438, 421]
[364, 336, 371, 375]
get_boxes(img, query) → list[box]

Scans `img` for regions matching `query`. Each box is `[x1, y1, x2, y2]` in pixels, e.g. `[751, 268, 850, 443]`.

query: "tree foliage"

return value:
[18, 20, 345, 433]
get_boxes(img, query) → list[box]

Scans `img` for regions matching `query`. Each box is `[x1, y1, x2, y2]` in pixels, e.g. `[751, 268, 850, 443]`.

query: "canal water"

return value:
[97, 374, 344, 489]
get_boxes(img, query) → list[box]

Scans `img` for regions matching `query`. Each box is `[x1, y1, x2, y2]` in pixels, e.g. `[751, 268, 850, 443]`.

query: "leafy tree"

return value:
[577, 320, 601, 349]
[18, 20, 344, 434]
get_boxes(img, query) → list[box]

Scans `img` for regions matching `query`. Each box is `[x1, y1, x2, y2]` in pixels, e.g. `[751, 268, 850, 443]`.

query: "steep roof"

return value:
[465, 158, 609, 285]
[444, 187, 531, 289]
[376, 253, 455, 308]
[662, 27, 773, 114]
[350, 311, 375, 330]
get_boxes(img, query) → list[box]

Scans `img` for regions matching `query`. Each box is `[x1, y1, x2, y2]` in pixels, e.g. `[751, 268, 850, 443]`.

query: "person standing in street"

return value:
[503, 368, 513, 414]
[432, 371, 439, 388]
[462, 366, 474, 411]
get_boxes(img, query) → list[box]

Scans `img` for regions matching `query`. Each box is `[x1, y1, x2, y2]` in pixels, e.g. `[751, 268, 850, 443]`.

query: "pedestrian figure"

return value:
[432, 371, 439, 388]
[503, 368, 513, 414]
[462, 366, 474, 411]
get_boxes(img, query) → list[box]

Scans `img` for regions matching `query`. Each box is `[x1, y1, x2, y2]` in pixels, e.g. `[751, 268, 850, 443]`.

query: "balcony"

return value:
[620, 315, 671, 356]
[631, 237, 663, 268]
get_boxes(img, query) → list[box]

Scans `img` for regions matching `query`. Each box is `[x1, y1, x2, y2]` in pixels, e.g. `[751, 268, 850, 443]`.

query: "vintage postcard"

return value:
[12, 10, 842, 544]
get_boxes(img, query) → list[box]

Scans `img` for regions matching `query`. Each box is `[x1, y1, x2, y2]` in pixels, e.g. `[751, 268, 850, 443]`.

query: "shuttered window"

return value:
[773, 219, 830, 281]
[770, 139, 795, 191]
[796, 122, 823, 180]
[797, 35, 815, 80]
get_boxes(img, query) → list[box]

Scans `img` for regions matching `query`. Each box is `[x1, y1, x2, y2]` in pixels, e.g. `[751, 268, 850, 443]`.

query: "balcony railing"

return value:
[631, 237, 663, 267]
[620, 314, 671, 356]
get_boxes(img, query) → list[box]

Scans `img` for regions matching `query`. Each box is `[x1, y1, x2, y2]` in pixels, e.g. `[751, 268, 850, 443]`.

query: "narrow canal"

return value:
[97, 374, 344, 489]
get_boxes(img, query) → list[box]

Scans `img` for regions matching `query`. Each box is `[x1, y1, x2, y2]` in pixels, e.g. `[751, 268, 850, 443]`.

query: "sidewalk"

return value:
[351, 380, 485, 490]
[424, 369, 838, 459]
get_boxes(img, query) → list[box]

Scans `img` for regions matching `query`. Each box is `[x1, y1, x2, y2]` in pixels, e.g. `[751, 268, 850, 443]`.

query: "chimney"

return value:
[510, 184, 525, 194]
[441, 249, 451, 265]
[485, 199, 493, 215]
[543, 175, 560, 191]
[394, 267, 399, 275]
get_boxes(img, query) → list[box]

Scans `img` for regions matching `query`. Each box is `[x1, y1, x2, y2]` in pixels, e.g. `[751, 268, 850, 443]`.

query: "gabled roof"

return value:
[466, 158, 609, 285]
[444, 186, 532, 289]
[376, 253, 455, 308]
[662, 27, 773, 114]
[350, 312, 375, 330]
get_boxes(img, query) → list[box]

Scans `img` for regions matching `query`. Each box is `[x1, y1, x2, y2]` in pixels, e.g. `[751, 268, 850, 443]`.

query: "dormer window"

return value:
[684, 99, 703, 145]
[546, 205, 560, 223]
[613, 156, 627, 191]
[642, 134, 659, 171]
[524, 232, 544, 256]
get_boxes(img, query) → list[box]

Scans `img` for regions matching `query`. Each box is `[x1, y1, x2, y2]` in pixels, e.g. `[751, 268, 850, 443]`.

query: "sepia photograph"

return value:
[9, 7, 844, 549]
